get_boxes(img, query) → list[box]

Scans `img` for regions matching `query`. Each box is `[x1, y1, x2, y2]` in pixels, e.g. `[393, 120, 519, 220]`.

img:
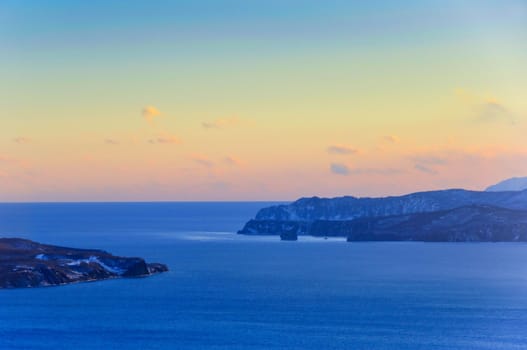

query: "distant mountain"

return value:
[238, 188, 527, 241]
[486, 177, 527, 192]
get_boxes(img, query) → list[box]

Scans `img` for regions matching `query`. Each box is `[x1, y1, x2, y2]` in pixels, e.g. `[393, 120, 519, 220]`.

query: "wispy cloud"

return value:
[348, 167, 401, 175]
[330, 162, 400, 176]
[411, 155, 447, 175]
[142, 106, 161, 124]
[330, 163, 350, 175]
[475, 98, 515, 124]
[148, 133, 181, 145]
[13, 137, 31, 144]
[104, 138, 120, 145]
[411, 155, 447, 165]
[327, 145, 358, 155]
[455, 89, 516, 125]
[202, 117, 239, 130]
[414, 164, 438, 175]
[190, 154, 214, 168]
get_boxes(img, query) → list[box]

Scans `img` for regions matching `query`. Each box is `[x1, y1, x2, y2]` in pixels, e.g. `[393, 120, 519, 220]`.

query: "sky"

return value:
[1, 0, 526, 201]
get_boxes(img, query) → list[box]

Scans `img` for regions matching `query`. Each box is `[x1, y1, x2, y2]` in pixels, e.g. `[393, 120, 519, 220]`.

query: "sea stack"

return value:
[280, 231, 298, 241]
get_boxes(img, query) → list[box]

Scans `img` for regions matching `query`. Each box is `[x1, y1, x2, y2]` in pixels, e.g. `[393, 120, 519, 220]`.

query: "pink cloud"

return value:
[223, 156, 242, 166]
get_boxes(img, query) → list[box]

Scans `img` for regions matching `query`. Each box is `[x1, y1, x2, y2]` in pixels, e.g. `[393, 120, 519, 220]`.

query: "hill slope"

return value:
[486, 177, 527, 192]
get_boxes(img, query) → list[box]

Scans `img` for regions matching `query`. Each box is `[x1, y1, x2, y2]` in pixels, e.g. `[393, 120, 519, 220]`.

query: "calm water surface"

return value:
[1, 202, 527, 350]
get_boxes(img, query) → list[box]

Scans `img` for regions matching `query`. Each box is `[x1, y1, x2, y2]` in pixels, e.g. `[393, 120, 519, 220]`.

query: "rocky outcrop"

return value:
[0, 238, 168, 289]
[280, 231, 298, 241]
[239, 220, 309, 235]
[238, 187, 527, 241]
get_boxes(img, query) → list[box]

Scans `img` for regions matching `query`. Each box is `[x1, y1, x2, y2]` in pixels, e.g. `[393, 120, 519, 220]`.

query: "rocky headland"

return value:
[0, 238, 168, 289]
[238, 187, 527, 242]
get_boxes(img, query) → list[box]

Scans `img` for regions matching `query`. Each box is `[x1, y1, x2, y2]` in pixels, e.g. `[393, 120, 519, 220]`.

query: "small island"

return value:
[0, 238, 168, 289]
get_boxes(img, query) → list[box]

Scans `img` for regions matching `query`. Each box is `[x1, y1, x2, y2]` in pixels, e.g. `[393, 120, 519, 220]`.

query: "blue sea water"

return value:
[2, 202, 527, 350]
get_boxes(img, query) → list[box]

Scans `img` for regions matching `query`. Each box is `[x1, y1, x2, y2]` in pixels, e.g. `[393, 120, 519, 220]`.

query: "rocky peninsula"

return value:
[0, 238, 168, 289]
[239, 187, 527, 242]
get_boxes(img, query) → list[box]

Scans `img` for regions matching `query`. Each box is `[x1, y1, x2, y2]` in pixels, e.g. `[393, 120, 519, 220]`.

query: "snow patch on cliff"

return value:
[67, 256, 125, 275]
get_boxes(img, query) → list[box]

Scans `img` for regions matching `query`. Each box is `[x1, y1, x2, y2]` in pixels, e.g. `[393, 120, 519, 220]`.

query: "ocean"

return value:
[1, 202, 527, 349]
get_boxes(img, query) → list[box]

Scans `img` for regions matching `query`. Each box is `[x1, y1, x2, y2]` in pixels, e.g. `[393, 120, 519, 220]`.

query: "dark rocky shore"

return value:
[239, 188, 527, 241]
[0, 238, 168, 289]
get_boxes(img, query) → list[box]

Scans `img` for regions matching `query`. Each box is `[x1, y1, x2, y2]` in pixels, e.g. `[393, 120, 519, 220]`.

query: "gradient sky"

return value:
[1, 0, 526, 201]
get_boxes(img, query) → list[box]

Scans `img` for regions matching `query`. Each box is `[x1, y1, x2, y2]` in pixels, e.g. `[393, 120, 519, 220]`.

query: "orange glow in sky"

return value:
[1, 1, 527, 201]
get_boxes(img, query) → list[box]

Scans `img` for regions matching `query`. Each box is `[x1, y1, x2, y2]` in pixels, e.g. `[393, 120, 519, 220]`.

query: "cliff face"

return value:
[0, 238, 168, 289]
[239, 189, 527, 241]
[242, 206, 527, 242]
[253, 189, 527, 222]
